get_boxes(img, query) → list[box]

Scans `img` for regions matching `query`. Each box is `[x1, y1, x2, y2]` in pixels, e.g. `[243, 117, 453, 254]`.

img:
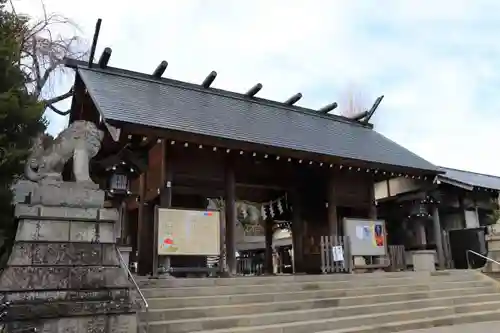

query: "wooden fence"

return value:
[320, 235, 352, 273]
[388, 245, 406, 271]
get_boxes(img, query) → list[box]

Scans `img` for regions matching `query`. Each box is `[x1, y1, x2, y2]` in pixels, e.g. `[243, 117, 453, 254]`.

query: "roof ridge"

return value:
[440, 166, 500, 179]
[71, 60, 372, 129]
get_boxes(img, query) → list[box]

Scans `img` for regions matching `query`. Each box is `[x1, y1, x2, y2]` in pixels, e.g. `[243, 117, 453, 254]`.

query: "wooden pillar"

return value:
[432, 205, 445, 269]
[473, 199, 480, 225]
[368, 177, 377, 220]
[416, 218, 427, 248]
[153, 140, 173, 277]
[265, 218, 274, 274]
[137, 172, 149, 275]
[327, 171, 338, 236]
[290, 190, 304, 273]
[458, 195, 467, 228]
[160, 140, 173, 208]
[224, 157, 237, 275]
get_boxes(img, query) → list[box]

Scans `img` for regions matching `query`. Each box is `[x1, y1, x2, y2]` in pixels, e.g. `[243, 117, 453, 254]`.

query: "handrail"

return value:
[116, 248, 149, 333]
[466, 249, 500, 269]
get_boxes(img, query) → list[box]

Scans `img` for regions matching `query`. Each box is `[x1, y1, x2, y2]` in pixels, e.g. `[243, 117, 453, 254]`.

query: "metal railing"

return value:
[466, 249, 500, 269]
[116, 248, 149, 333]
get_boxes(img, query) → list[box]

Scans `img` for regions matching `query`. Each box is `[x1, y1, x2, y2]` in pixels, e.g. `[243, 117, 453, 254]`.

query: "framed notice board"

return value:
[157, 208, 221, 256]
[343, 218, 387, 256]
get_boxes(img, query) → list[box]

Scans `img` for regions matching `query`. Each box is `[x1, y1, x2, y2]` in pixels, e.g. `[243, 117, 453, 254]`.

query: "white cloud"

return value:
[13, 0, 500, 176]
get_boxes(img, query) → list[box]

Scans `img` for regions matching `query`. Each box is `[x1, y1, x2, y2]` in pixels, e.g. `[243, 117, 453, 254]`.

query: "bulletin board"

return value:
[157, 208, 221, 256]
[343, 218, 387, 256]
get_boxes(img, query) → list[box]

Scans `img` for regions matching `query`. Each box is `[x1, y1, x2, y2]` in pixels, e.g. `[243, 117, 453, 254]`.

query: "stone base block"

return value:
[119, 246, 133, 268]
[5, 313, 137, 333]
[15, 204, 119, 222]
[412, 250, 436, 272]
[4, 299, 137, 321]
[0, 266, 129, 291]
[30, 181, 104, 208]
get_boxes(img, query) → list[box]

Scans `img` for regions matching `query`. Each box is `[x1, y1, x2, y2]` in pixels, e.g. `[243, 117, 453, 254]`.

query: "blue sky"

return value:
[14, 0, 500, 176]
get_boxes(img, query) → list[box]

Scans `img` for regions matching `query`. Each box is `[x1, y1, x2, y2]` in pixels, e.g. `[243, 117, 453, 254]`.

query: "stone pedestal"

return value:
[412, 250, 436, 272]
[0, 182, 138, 332]
[483, 224, 500, 273]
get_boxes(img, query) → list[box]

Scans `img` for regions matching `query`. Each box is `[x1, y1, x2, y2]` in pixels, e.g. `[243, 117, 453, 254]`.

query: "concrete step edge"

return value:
[169, 305, 500, 333]
[143, 291, 500, 314]
[143, 280, 493, 301]
[139, 275, 481, 291]
[317, 312, 500, 332]
[136, 270, 476, 284]
[143, 298, 500, 326]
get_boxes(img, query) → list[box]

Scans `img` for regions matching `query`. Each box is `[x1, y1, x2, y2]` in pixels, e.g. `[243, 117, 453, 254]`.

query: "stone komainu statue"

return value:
[24, 120, 104, 188]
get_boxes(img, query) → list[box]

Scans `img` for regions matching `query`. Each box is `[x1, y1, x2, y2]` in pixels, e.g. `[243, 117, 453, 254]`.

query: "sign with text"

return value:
[157, 208, 221, 256]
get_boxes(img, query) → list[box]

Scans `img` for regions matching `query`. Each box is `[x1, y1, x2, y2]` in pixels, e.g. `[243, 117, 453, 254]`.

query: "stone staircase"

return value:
[136, 270, 500, 333]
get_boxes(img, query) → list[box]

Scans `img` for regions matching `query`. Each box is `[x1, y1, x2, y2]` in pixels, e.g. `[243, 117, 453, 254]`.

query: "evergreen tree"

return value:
[0, 0, 46, 266]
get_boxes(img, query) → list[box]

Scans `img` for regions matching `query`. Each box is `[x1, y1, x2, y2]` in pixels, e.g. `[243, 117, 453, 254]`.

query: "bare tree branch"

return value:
[31, 38, 42, 97]
[43, 87, 73, 105]
[47, 104, 71, 116]
[8, 0, 16, 16]
[16, 0, 89, 117]
[338, 86, 370, 119]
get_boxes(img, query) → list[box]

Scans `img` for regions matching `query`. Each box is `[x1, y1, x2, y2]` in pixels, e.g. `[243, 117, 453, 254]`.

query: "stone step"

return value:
[319, 311, 500, 332]
[146, 284, 495, 309]
[137, 270, 476, 289]
[141, 291, 500, 322]
[141, 275, 487, 298]
[143, 279, 492, 303]
[144, 284, 496, 312]
[143, 299, 500, 333]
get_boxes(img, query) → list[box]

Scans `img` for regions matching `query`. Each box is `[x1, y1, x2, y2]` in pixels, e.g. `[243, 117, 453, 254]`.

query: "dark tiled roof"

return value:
[76, 65, 439, 173]
[439, 167, 500, 191]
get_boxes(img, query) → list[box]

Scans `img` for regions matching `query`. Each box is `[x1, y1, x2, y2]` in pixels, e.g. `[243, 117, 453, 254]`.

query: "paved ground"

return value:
[401, 321, 500, 332]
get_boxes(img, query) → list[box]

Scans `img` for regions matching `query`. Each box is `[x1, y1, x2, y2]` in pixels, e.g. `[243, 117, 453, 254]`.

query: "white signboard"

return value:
[332, 246, 344, 262]
[157, 208, 220, 256]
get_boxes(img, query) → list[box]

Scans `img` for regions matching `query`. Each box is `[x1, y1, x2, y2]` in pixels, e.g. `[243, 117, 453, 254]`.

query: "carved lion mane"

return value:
[25, 120, 104, 187]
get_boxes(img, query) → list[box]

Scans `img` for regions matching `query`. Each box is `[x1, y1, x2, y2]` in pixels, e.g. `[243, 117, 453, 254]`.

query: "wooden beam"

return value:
[284, 93, 302, 105]
[364, 95, 384, 123]
[98, 47, 112, 69]
[152, 61, 168, 78]
[351, 110, 369, 121]
[245, 83, 263, 97]
[173, 173, 290, 191]
[318, 102, 338, 114]
[202, 71, 217, 88]
[88, 18, 102, 68]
